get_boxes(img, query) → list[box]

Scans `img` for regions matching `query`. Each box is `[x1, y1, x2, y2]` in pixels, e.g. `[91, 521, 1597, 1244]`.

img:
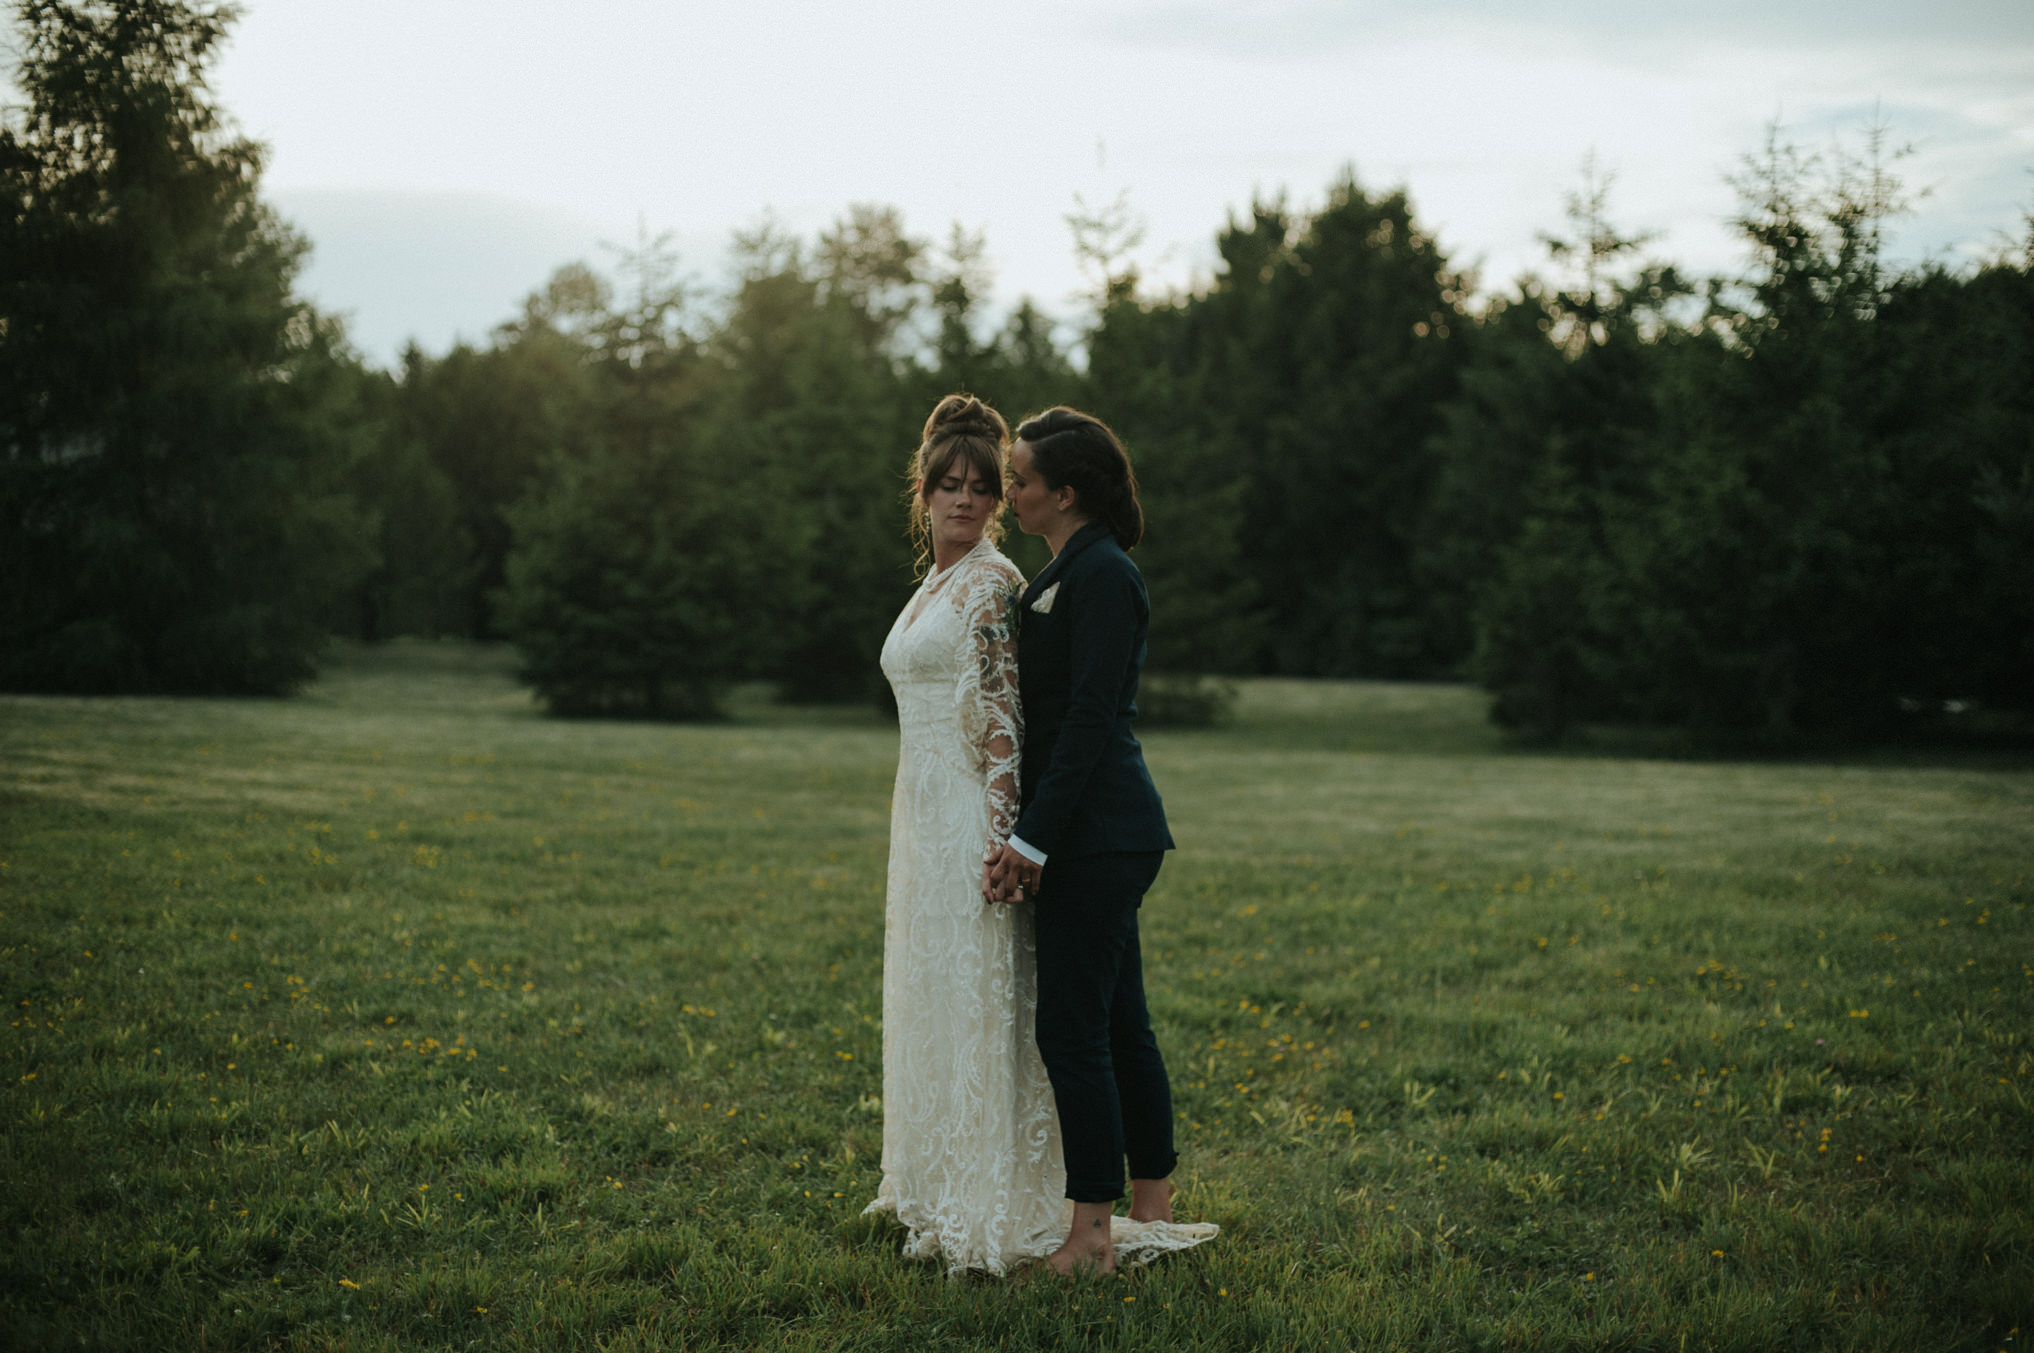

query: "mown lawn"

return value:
[2, 642, 2029, 1351]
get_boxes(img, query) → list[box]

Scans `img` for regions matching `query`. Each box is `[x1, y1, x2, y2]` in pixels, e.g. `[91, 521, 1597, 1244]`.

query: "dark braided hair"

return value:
[1013, 406, 1143, 549]
[907, 393, 1009, 571]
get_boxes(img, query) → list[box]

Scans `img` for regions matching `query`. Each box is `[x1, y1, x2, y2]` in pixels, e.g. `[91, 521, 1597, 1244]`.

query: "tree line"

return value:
[5, 1, 2029, 743]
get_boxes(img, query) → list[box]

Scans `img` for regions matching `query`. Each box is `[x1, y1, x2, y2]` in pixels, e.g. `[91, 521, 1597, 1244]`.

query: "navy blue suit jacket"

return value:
[1013, 521, 1174, 862]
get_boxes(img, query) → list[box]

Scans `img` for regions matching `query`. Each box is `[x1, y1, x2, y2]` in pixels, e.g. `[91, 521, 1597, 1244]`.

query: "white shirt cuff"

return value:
[1008, 835, 1047, 866]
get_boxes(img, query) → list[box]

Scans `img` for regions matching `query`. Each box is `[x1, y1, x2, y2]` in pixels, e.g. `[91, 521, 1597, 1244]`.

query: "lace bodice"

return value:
[880, 540, 1024, 859]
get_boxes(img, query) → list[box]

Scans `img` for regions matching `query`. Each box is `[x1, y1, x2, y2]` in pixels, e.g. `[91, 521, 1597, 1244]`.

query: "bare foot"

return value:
[1046, 1240, 1116, 1276]
[1127, 1177, 1173, 1224]
[1047, 1200, 1118, 1276]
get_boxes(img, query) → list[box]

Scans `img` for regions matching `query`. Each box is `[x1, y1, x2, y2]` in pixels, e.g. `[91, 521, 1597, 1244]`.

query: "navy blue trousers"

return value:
[1032, 850, 1177, 1203]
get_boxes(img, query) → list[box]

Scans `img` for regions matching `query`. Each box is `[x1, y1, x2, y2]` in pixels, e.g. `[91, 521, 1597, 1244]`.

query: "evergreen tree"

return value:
[1605, 130, 1916, 738]
[724, 210, 925, 703]
[395, 266, 607, 639]
[1245, 177, 1470, 676]
[987, 299, 1077, 424]
[1077, 175, 1468, 680]
[494, 235, 804, 717]
[927, 223, 994, 393]
[1464, 130, 2034, 742]
[1437, 165, 1695, 730]
[1870, 255, 2034, 719]
[1469, 460, 1621, 734]
[1078, 264, 1261, 689]
[0, 0, 371, 692]
[919, 225, 1077, 585]
[336, 365, 471, 641]
[496, 431, 788, 718]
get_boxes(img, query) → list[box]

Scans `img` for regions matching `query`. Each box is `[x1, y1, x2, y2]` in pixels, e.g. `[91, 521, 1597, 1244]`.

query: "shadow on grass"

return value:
[309, 637, 539, 716]
[1518, 713, 2034, 773]
[312, 641, 2034, 770]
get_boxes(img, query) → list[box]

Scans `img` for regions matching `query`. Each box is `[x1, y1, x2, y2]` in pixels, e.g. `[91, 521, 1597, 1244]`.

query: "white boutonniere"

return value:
[1029, 582, 1060, 615]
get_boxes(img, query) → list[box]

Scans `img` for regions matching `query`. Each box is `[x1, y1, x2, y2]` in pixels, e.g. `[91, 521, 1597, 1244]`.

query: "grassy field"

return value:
[2, 642, 2029, 1351]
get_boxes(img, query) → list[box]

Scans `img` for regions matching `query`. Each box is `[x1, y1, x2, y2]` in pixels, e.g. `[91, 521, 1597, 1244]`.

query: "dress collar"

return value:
[924, 537, 997, 590]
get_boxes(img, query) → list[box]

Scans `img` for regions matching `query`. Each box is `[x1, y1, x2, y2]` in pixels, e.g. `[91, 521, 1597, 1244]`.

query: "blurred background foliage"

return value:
[3, 1, 2030, 743]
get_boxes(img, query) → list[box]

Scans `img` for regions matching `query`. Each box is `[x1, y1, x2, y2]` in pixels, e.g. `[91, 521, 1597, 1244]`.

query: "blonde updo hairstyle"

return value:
[907, 393, 1010, 573]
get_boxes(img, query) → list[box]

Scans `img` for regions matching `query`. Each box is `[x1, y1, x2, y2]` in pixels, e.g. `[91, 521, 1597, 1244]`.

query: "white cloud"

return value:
[195, 0, 2033, 365]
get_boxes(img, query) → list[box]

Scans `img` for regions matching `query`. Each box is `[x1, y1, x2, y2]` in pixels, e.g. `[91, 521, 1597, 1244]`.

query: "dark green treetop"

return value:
[0, 0, 371, 693]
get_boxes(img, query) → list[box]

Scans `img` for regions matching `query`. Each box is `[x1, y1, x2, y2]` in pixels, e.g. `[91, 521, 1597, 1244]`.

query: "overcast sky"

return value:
[179, 0, 2034, 365]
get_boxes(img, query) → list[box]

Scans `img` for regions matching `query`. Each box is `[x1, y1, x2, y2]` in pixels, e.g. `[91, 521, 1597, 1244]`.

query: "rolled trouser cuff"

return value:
[1064, 1176, 1126, 1204]
[1127, 1149, 1178, 1183]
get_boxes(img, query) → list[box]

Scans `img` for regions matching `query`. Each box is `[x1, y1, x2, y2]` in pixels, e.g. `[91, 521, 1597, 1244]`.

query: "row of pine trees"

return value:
[4, 2, 2030, 743]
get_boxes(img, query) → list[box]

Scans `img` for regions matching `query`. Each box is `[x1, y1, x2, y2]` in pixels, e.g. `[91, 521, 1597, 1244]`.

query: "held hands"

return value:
[980, 842, 1044, 906]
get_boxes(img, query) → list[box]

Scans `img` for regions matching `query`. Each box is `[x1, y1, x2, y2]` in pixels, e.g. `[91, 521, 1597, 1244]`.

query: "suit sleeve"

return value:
[1011, 557, 1143, 857]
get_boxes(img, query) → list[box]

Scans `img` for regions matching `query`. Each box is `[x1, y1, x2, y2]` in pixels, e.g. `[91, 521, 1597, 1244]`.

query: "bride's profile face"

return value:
[924, 465, 997, 547]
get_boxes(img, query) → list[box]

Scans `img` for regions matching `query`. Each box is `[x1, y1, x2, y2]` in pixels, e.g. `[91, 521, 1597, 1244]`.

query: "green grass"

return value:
[2, 641, 2029, 1351]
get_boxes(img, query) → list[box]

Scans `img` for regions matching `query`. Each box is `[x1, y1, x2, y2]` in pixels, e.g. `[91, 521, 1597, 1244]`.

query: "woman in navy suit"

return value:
[984, 407, 1206, 1275]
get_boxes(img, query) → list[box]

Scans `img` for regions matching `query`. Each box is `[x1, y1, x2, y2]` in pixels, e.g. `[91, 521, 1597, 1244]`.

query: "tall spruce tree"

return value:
[1078, 176, 1468, 679]
[396, 268, 606, 640]
[1241, 178, 1470, 677]
[1462, 130, 2034, 742]
[1603, 130, 1920, 738]
[1437, 167, 1695, 731]
[0, 0, 371, 693]
[1077, 256, 1262, 693]
[335, 363, 470, 642]
[1870, 254, 2034, 721]
[728, 209, 924, 703]
[492, 239, 806, 718]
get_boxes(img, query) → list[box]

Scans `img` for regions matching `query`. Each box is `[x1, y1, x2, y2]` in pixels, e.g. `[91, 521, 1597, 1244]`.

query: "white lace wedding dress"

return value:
[864, 538, 1217, 1274]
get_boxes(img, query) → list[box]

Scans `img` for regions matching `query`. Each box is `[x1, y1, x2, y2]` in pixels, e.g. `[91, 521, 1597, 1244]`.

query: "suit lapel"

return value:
[1022, 521, 1110, 609]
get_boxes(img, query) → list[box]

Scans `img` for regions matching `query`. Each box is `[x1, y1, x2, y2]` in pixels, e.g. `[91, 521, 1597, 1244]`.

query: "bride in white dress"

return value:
[864, 394, 1216, 1274]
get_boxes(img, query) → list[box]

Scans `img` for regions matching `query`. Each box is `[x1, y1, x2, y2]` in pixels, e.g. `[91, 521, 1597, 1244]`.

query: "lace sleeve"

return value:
[956, 558, 1024, 858]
